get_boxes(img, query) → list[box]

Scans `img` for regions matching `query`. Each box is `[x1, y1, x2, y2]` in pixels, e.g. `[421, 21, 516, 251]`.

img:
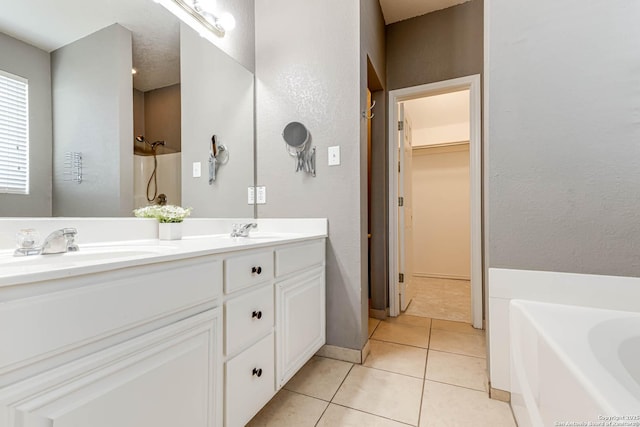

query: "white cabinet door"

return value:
[0, 309, 223, 427]
[275, 267, 326, 388]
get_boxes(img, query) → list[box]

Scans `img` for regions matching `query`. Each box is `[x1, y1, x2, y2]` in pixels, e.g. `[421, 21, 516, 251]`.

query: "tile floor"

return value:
[405, 277, 471, 323]
[247, 315, 516, 427]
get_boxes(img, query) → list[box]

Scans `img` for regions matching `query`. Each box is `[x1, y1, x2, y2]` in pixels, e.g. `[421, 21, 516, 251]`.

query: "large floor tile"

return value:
[386, 314, 432, 328]
[364, 339, 427, 378]
[284, 356, 353, 401]
[429, 329, 486, 358]
[333, 365, 423, 425]
[371, 321, 430, 348]
[317, 404, 409, 427]
[247, 390, 328, 427]
[420, 381, 515, 427]
[405, 277, 471, 323]
[431, 319, 484, 336]
[369, 318, 381, 338]
[425, 350, 487, 391]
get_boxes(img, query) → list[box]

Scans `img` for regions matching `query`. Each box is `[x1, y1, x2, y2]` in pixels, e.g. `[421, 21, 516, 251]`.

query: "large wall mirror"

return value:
[0, 0, 255, 218]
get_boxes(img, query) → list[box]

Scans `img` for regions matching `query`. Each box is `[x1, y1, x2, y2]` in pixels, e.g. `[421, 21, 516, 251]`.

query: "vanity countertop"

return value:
[0, 231, 327, 288]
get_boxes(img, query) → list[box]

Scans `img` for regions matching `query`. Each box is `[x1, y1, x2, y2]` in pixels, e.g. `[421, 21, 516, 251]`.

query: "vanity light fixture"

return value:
[155, 0, 236, 38]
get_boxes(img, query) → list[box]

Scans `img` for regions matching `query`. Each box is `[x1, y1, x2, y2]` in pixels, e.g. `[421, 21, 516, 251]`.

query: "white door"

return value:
[398, 105, 414, 312]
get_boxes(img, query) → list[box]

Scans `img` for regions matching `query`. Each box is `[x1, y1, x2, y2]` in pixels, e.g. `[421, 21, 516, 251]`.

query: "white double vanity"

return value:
[0, 218, 327, 427]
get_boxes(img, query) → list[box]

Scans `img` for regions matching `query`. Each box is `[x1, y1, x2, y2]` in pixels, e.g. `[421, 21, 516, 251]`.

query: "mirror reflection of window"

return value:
[0, 70, 29, 195]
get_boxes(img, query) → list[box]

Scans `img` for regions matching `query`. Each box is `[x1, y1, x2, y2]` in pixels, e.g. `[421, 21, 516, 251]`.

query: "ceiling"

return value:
[0, 0, 180, 92]
[378, 0, 471, 24]
[403, 89, 469, 130]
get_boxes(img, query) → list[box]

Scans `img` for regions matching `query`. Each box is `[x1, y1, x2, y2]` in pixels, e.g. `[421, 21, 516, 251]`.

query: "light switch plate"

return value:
[247, 187, 255, 204]
[256, 186, 266, 204]
[328, 146, 340, 166]
[192, 162, 201, 178]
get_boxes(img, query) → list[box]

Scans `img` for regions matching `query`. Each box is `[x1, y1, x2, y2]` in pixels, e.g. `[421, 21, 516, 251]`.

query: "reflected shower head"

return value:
[135, 135, 165, 150]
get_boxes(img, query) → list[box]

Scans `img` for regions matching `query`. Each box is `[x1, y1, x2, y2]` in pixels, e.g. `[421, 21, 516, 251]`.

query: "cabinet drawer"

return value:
[225, 332, 275, 427]
[224, 251, 273, 294]
[225, 284, 274, 357]
[275, 240, 325, 277]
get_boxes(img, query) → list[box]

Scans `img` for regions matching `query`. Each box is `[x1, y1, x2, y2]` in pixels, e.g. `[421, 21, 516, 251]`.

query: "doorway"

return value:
[388, 75, 482, 329]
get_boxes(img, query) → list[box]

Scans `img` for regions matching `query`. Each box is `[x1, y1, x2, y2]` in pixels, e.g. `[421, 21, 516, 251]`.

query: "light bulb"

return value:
[217, 12, 236, 32]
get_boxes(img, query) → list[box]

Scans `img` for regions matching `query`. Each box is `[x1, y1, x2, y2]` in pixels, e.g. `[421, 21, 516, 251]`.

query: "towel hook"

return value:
[362, 100, 376, 120]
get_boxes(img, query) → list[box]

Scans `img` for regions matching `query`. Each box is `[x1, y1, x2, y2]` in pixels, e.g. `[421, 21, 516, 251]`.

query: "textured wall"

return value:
[51, 24, 133, 217]
[255, 0, 364, 350]
[361, 0, 389, 315]
[487, 0, 640, 276]
[386, 0, 483, 91]
[0, 32, 52, 217]
[180, 23, 254, 218]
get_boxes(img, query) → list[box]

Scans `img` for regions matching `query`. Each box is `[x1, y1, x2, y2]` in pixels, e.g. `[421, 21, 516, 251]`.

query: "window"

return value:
[0, 70, 29, 195]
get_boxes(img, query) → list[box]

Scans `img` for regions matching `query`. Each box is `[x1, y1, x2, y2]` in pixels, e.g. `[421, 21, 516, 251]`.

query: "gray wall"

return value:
[144, 84, 181, 153]
[180, 23, 254, 218]
[52, 24, 133, 217]
[256, 0, 365, 350]
[487, 0, 640, 276]
[361, 0, 388, 315]
[386, 0, 483, 91]
[0, 32, 52, 217]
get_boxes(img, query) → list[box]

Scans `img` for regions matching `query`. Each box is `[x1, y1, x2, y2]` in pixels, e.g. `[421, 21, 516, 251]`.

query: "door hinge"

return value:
[399, 273, 404, 283]
[398, 121, 404, 131]
[398, 196, 404, 207]
[398, 161, 401, 173]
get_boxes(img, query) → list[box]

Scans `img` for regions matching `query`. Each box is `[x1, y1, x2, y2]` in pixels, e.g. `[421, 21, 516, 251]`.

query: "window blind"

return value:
[0, 70, 29, 195]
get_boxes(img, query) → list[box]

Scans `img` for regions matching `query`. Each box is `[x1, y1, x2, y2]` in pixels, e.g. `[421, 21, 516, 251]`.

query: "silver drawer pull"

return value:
[252, 310, 263, 319]
[252, 368, 263, 377]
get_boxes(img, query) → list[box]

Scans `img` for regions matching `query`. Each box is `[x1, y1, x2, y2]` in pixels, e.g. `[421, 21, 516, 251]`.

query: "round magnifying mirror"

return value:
[282, 122, 309, 154]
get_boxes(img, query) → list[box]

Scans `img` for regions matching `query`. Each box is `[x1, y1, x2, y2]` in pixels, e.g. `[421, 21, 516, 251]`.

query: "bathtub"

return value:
[510, 300, 640, 427]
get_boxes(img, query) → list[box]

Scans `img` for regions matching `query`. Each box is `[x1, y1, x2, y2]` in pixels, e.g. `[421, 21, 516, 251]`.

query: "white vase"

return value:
[158, 222, 182, 240]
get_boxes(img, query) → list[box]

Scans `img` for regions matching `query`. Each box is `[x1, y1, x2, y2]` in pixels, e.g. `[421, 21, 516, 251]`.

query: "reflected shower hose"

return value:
[147, 151, 159, 202]
[135, 136, 165, 203]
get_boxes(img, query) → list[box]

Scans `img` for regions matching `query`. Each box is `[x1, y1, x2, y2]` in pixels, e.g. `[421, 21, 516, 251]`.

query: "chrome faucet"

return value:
[230, 223, 257, 238]
[41, 228, 79, 254]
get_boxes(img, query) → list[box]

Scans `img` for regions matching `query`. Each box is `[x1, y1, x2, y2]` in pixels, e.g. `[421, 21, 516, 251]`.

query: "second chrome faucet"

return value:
[230, 223, 257, 238]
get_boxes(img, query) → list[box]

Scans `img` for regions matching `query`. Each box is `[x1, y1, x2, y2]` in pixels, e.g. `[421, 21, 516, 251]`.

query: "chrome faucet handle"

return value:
[14, 228, 42, 257]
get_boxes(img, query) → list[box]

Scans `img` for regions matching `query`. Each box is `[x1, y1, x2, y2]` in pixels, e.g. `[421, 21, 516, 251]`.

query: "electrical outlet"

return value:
[256, 186, 266, 204]
[247, 187, 255, 204]
[328, 146, 340, 166]
[192, 162, 201, 178]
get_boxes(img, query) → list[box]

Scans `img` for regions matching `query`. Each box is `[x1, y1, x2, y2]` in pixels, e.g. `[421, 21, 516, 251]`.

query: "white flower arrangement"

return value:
[133, 205, 192, 223]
